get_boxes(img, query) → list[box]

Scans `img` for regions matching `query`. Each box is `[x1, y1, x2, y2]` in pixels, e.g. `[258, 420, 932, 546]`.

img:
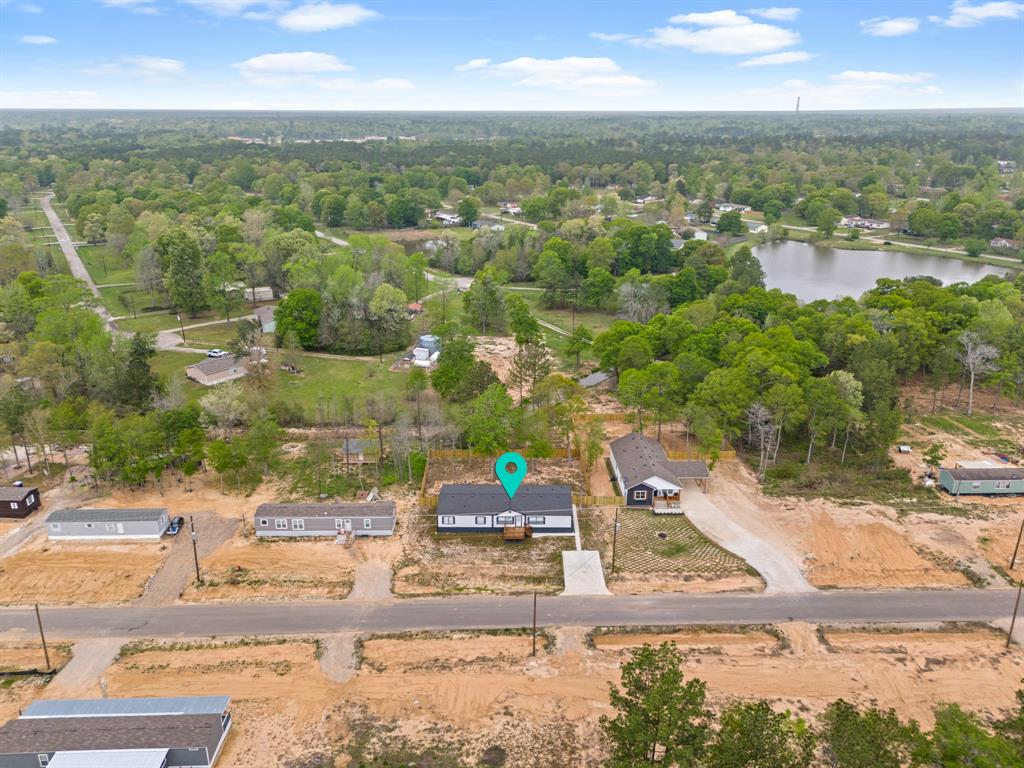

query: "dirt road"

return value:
[136, 514, 239, 606]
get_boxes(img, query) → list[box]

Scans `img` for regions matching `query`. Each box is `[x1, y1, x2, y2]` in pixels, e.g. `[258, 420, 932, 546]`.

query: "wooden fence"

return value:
[419, 494, 438, 511]
[427, 448, 580, 460]
[666, 449, 736, 461]
[573, 494, 625, 506]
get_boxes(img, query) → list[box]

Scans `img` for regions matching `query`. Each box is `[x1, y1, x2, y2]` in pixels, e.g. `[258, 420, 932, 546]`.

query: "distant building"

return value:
[1, 696, 231, 768]
[610, 432, 709, 509]
[254, 501, 395, 538]
[635, 195, 659, 205]
[499, 202, 522, 215]
[0, 486, 40, 519]
[253, 305, 276, 334]
[989, 237, 1021, 250]
[939, 467, 1024, 498]
[436, 484, 574, 534]
[841, 216, 888, 230]
[997, 160, 1017, 174]
[185, 356, 249, 387]
[339, 437, 379, 465]
[716, 203, 750, 213]
[434, 212, 462, 226]
[46, 508, 170, 541]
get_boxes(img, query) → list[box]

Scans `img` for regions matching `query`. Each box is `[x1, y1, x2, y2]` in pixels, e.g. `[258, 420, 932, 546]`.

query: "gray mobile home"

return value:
[939, 467, 1024, 497]
[254, 501, 396, 538]
[0, 487, 40, 519]
[436, 484, 574, 534]
[46, 508, 170, 541]
[0, 696, 231, 768]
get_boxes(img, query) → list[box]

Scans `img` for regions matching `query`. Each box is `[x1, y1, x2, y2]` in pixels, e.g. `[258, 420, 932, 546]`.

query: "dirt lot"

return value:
[0, 642, 72, 724]
[182, 536, 359, 602]
[424, 456, 586, 495]
[0, 533, 166, 605]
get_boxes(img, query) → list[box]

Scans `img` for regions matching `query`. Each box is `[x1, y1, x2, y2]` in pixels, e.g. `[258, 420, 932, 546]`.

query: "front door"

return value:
[343, 519, 353, 532]
[116, 523, 124, 534]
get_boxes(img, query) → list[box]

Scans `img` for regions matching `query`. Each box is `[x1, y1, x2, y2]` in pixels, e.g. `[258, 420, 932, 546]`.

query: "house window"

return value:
[105, 522, 117, 532]
[259, 519, 268, 527]
[85, 522, 94, 529]
[27, 494, 35, 504]
[527, 516, 546, 525]
[363, 519, 372, 530]
[38, 755, 50, 767]
[441, 516, 455, 525]
[496, 515, 516, 525]
[50, 523, 60, 532]
[292, 519, 305, 530]
[9, 502, 16, 509]
[971, 482, 981, 489]
[996, 480, 1011, 490]
[335, 519, 344, 530]
[275, 519, 288, 530]
[634, 490, 648, 501]
[474, 516, 488, 525]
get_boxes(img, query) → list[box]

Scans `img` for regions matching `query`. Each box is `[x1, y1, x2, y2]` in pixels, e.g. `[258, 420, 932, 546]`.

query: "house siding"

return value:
[939, 470, 1024, 496]
[436, 512, 574, 534]
[625, 483, 655, 508]
[254, 515, 394, 537]
[0, 490, 40, 519]
[47, 514, 169, 541]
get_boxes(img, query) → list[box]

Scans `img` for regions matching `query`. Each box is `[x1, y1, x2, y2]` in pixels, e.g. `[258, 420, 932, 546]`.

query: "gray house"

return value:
[610, 432, 709, 510]
[0, 695, 231, 768]
[0, 487, 40, 519]
[939, 466, 1024, 498]
[46, 508, 170, 541]
[254, 501, 396, 538]
[436, 484, 574, 534]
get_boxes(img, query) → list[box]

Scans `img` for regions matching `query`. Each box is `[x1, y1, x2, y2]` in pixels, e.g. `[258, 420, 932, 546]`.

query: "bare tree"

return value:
[745, 403, 776, 480]
[956, 331, 999, 416]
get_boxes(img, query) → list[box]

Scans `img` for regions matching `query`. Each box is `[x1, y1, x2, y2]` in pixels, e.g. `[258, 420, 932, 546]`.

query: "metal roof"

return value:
[23, 696, 230, 719]
[255, 502, 395, 519]
[0, 714, 223, 756]
[0, 486, 36, 501]
[943, 467, 1024, 481]
[47, 749, 170, 768]
[436, 484, 573, 516]
[46, 508, 168, 524]
[610, 432, 709, 491]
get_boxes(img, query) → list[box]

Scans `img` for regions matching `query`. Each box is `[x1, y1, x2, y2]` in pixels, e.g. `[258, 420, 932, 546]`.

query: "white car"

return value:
[206, 349, 229, 358]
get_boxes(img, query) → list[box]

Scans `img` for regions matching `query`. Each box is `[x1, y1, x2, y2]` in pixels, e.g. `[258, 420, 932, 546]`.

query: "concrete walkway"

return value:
[680, 484, 815, 594]
[45, 637, 125, 698]
[560, 551, 611, 596]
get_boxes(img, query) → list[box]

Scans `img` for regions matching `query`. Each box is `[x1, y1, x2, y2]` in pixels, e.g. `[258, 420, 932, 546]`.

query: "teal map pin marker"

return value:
[495, 451, 527, 500]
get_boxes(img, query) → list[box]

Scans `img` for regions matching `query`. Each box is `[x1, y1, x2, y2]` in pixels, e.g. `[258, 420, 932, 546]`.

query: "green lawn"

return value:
[79, 245, 136, 285]
[182, 320, 256, 348]
[506, 288, 617, 336]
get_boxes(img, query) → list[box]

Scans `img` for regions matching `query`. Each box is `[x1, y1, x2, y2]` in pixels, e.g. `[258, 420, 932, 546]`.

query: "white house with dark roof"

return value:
[609, 432, 709, 510]
[254, 501, 395, 538]
[46, 508, 170, 541]
[184, 356, 249, 387]
[436, 484, 574, 534]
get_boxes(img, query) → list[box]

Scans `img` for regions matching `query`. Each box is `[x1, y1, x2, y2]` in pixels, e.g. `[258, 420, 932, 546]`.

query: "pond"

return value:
[751, 241, 1016, 302]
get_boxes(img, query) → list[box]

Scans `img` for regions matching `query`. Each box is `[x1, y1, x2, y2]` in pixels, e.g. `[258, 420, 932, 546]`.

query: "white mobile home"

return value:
[46, 508, 170, 541]
[254, 501, 395, 538]
[436, 484, 574, 534]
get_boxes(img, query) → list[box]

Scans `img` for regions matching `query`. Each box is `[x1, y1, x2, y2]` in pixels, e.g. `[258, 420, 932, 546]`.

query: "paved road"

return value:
[39, 193, 117, 331]
[3, 589, 1016, 640]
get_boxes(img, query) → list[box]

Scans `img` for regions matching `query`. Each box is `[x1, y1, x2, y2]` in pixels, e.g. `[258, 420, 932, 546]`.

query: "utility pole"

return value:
[611, 507, 620, 574]
[189, 515, 201, 584]
[34, 604, 51, 671]
[1010, 511, 1024, 571]
[1008, 579, 1023, 649]
[531, 591, 538, 656]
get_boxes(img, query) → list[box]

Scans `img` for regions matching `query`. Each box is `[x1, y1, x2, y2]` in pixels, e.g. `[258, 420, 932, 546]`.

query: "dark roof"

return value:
[610, 432, 709, 490]
[0, 714, 223, 755]
[47, 508, 167, 524]
[186, 356, 245, 376]
[436, 484, 573, 516]
[341, 438, 378, 453]
[23, 696, 229, 719]
[943, 467, 1024, 481]
[0, 486, 36, 502]
[253, 305, 275, 324]
[256, 501, 395, 519]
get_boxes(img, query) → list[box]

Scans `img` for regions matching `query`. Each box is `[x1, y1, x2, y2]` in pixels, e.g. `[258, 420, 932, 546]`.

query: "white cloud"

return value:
[929, 0, 1024, 27]
[749, 7, 801, 21]
[459, 56, 654, 94]
[737, 50, 812, 66]
[180, 0, 278, 14]
[590, 31, 631, 41]
[234, 51, 352, 85]
[20, 34, 56, 44]
[632, 9, 800, 54]
[2, 90, 101, 108]
[21, 3, 43, 12]
[831, 70, 931, 84]
[859, 16, 921, 36]
[98, 0, 158, 13]
[454, 58, 490, 72]
[82, 55, 184, 76]
[276, 2, 378, 31]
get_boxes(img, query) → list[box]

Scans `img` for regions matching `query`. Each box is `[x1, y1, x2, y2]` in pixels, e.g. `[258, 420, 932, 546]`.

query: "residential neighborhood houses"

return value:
[184, 355, 250, 387]
[254, 501, 396, 538]
[436, 484, 574, 535]
[0, 486, 40, 519]
[46, 508, 171, 541]
[0, 696, 232, 768]
[840, 215, 888, 230]
[609, 432, 709, 509]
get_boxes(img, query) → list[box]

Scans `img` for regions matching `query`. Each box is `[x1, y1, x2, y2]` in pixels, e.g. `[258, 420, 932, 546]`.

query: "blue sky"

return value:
[2, 0, 1022, 110]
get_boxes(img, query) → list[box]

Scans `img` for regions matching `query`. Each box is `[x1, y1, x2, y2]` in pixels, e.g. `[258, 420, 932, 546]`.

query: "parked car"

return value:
[166, 516, 184, 535]
[206, 349, 229, 358]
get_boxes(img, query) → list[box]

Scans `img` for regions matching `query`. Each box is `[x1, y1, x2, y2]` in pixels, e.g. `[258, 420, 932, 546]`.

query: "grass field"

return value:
[79, 245, 136, 285]
[614, 509, 750, 576]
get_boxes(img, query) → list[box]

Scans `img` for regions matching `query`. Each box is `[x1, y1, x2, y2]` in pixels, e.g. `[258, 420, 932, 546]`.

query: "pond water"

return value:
[751, 241, 1015, 302]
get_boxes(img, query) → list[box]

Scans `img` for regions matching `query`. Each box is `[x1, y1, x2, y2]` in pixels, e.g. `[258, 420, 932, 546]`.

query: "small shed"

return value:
[185, 356, 248, 387]
[0, 486, 40, 518]
[938, 467, 1024, 498]
[46, 508, 170, 541]
[254, 501, 395, 538]
[339, 438, 379, 465]
[253, 305, 276, 334]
